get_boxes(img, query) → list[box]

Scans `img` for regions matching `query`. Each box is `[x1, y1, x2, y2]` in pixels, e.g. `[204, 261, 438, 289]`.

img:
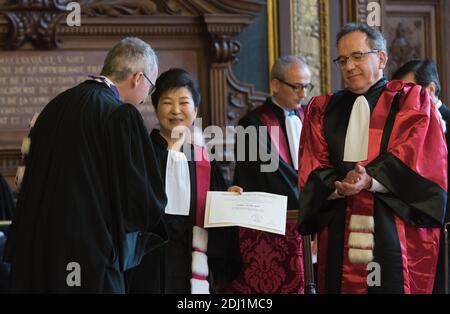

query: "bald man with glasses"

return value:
[226, 56, 312, 294]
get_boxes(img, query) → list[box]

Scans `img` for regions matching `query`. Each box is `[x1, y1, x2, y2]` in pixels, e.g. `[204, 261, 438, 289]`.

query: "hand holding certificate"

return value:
[204, 191, 288, 235]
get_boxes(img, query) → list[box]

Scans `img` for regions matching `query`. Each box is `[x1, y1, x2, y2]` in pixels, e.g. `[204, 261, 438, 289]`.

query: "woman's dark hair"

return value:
[151, 68, 201, 109]
[391, 59, 441, 97]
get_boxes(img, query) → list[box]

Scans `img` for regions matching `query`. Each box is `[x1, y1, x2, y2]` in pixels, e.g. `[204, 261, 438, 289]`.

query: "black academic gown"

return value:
[127, 130, 241, 294]
[234, 98, 299, 209]
[434, 103, 450, 293]
[229, 98, 304, 294]
[0, 174, 14, 221]
[3, 80, 168, 293]
[0, 174, 14, 293]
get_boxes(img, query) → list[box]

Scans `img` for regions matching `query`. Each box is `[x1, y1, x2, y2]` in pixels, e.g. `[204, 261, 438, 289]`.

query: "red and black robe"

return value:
[127, 130, 242, 293]
[298, 79, 447, 294]
[227, 98, 305, 294]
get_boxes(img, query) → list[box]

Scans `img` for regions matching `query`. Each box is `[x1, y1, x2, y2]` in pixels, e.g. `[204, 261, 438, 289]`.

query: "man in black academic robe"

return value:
[0, 174, 14, 292]
[3, 37, 167, 293]
[0, 174, 14, 221]
[128, 130, 242, 293]
[228, 56, 312, 294]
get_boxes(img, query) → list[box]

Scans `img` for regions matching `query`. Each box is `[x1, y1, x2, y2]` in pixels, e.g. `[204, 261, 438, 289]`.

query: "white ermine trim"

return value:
[349, 215, 374, 232]
[190, 278, 210, 294]
[29, 112, 40, 128]
[192, 251, 209, 277]
[348, 248, 373, 264]
[192, 226, 208, 252]
[21, 137, 31, 156]
[348, 232, 374, 249]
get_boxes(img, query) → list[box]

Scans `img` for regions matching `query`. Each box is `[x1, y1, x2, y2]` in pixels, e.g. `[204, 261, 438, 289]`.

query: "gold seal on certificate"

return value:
[204, 191, 288, 235]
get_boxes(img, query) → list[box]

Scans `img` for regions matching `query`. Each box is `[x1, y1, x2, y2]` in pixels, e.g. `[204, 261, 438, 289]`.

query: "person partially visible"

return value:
[127, 68, 242, 294]
[4, 37, 168, 293]
[227, 56, 312, 294]
[0, 174, 14, 293]
[392, 59, 449, 133]
[392, 59, 450, 293]
[298, 23, 447, 293]
[0, 174, 14, 221]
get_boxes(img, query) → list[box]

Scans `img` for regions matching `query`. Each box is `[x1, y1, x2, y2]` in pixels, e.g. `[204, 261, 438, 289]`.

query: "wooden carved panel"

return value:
[382, 1, 444, 98]
[0, 0, 265, 189]
[343, 0, 369, 24]
[383, 1, 437, 71]
[220, 65, 267, 181]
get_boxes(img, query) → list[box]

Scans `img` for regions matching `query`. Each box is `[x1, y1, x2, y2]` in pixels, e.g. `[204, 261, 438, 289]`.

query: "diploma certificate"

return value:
[204, 191, 287, 235]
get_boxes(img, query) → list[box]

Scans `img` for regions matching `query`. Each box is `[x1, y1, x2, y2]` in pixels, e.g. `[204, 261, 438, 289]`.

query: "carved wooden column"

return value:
[202, 12, 269, 181]
[204, 15, 251, 127]
[209, 36, 240, 127]
[0, 0, 266, 188]
[0, 0, 69, 50]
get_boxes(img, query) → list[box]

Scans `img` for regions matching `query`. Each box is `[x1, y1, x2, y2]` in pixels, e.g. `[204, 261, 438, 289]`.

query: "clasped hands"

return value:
[334, 162, 373, 196]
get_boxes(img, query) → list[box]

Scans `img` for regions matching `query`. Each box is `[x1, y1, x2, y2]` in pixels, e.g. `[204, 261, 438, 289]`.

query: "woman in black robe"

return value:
[128, 68, 242, 294]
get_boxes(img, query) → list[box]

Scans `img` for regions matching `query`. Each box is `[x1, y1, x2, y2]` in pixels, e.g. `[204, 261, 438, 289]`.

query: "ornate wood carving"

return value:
[217, 65, 268, 182]
[202, 11, 263, 127]
[0, 0, 69, 49]
[385, 21, 422, 78]
[382, 1, 443, 93]
[0, 0, 262, 49]
[211, 37, 240, 64]
[227, 66, 267, 125]
[81, 0, 180, 16]
[0, 0, 265, 188]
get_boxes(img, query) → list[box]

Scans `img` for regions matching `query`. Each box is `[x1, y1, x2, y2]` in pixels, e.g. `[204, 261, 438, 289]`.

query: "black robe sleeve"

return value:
[234, 111, 300, 210]
[439, 103, 450, 124]
[207, 161, 242, 291]
[105, 104, 168, 272]
[0, 175, 14, 221]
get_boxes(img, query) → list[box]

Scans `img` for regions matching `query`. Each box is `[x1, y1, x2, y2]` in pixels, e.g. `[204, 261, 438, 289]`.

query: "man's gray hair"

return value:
[100, 37, 158, 82]
[336, 23, 388, 57]
[270, 55, 309, 81]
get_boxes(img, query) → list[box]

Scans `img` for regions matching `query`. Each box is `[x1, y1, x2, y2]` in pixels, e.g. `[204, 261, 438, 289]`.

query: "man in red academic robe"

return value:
[298, 23, 447, 293]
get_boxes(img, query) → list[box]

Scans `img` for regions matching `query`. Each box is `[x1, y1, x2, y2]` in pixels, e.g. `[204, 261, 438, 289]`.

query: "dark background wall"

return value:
[232, 3, 269, 93]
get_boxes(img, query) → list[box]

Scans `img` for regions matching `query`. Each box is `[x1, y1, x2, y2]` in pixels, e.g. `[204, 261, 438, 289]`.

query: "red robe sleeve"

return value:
[298, 94, 340, 235]
[388, 83, 447, 191]
[298, 94, 334, 188]
[366, 82, 447, 226]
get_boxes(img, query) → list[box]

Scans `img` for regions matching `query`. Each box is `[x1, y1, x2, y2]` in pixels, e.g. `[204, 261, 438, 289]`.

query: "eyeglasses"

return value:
[277, 78, 314, 92]
[333, 50, 379, 67]
[142, 72, 156, 95]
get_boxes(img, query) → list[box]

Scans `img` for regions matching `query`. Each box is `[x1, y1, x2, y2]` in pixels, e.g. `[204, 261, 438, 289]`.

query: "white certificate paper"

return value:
[204, 191, 287, 235]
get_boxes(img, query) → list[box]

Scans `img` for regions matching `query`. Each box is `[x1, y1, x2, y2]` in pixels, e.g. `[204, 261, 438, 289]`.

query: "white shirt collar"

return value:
[272, 97, 292, 117]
